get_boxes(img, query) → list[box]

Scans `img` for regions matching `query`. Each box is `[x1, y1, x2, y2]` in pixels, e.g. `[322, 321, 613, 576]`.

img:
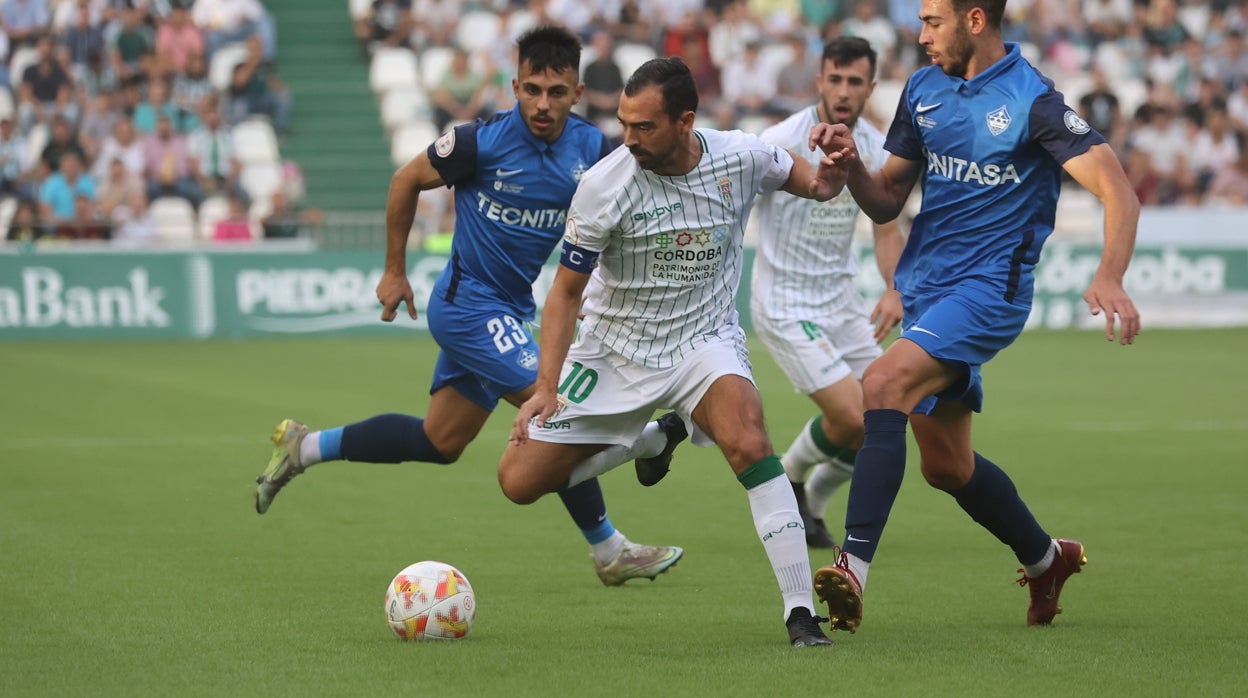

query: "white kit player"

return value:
[497, 57, 852, 647]
[751, 37, 905, 549]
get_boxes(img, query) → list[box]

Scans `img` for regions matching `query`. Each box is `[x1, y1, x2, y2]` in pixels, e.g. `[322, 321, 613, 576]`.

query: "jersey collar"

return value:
[960, 42, 1022, 95]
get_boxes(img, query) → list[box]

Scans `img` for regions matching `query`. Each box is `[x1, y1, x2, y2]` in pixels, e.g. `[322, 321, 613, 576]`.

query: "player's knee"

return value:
[718, 429, 774, 471]
[497, 463, 541, 505]
[920, 459, 971, 491]
[861, 365, 907, 409]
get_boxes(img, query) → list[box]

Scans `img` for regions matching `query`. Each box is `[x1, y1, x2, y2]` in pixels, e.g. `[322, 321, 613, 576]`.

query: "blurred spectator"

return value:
[1077, 67, 1122, 148]
[78, 48, 118, 97]
[54, 192, 110, 239]
[843, 0, 897, 72]
[719, 40, 775, 117]
[133, 78, 197, 134]
[1128, 104, 1191, 204]
[581, 30, 624, 129]
[709, 1, 761, 69]
[38, 150, 95, 223]
[39, 114, 87, 174]
[1190, 105, 1240, 193]
[106, 112, 145, 163]
[1207, 134, 1248, 205]
[211, 192, 252, 241]
[59, 1, 106, 76]
[260, 189, 323, 239]
[6, 198, 44, 241]
[0, 20, 10, 90]
[1210, 29, 1248, 93]
[17, 35, 77, 133]
[1143, 0, 1191, 52]
[0, 115, 35, 198]
[354, 0, 415, 55]
[95, 154, 145, 220]
[612, 1, 655, 47]
[1085, 0, 1135, 44]
[192, 0, 277, 62]
[228, 35, 292, 135]
[546, 0, 593, 38]
[750, 0, 801, 37]
[187, 99, 246, 202]
[92, 117, 144, 179]
[773, 33, 817, 114]
[2, 0, 51, 50]
[109, 6, 154, 85]
[155, 3, 205, 77]
[430, 45, 489, 133]
[51, 0, 104, 34]
[683, 33, 722, 107]
[410, 0, 459, 49]
[171, 52, 213, 116]
[142, 112, 200, 205]
[802, 0, 841, 30]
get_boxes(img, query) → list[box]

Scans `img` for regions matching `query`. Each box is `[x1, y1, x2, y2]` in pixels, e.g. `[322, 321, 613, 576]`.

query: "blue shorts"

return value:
[425, 286, 539, 411]
[901, 279, 1029, 414]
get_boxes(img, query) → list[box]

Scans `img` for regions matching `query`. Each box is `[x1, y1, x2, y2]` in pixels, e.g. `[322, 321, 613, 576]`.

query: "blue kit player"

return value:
[808, 0, 1141, 632]
[254, 25, 687, 587]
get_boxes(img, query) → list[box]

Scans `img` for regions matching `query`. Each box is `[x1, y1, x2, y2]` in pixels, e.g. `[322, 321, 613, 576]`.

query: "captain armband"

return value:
[560, 241, 599, 273]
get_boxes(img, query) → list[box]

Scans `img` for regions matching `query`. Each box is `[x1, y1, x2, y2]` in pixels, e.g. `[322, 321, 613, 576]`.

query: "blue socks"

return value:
[949, 453, 1051, 566]
[843, 409, 910, 563]
[558, 479, 616, 544]
[334, 413, 451, 464]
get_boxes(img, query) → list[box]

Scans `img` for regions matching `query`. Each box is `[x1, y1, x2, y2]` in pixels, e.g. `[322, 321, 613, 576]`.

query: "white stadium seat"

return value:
[0, 89, 14, 120]
[231, 119, 281, 165]
[418, 45, 454, 90]
[196, 195, 232, 240]
[379, 87, 431, 133]
[348, 0, 372, 21]
[148, 197, 197, 242]
[613, 43, 657, 82]
[240, 162, 285, 204]
[455, 11, 502, 54]
[209, 42, 250, 92]
[370, 47, 419, 94]
[390, 121, 438, 167]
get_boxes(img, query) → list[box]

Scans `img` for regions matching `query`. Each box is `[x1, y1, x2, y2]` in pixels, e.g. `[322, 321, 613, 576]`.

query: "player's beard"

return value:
[819, 94, 857, 130]
[938, 21, 975, 77]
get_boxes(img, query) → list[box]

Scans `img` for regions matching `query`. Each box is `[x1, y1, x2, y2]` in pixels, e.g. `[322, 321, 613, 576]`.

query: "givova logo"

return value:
[0, 267, 169, 328]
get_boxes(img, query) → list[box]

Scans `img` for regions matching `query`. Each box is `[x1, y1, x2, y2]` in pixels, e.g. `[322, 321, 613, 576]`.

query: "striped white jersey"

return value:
[565, 128, 793, 368]
[751, 108, 888, 318]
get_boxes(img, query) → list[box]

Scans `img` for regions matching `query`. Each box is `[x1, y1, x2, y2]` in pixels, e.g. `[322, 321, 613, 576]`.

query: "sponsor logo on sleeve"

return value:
[434, 129, 455, 157]
[1063, 110, 1091, 134]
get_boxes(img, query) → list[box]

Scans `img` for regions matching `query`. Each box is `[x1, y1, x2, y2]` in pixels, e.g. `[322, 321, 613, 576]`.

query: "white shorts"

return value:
[527, 327, 754, 448]
[751, 303, 881, 395]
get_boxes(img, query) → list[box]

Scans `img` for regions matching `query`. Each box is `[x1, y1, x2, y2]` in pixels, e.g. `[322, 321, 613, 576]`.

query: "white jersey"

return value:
[751, 108, 888, 319]
[565, 129, 793, 369]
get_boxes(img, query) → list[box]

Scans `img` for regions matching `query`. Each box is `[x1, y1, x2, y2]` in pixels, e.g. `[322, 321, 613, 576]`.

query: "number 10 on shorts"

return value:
[557, 361, 599, 404]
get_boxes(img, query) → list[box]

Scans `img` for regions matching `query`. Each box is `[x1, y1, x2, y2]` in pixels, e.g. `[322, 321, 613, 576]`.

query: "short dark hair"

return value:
[624, 57, 698, 121]
[821, 36, 877, 81]
[951, 0, 1006, 30]
[516, 25, 582, 75]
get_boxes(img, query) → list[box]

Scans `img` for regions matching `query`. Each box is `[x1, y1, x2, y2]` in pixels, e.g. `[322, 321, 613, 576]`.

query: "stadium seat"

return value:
[613, 43, 657, 82]
[196, 195, 232, 239]
[8, 47, 40, 90]
[0, 89, 14, 120]
[379, 87, 431, 133]
[504, 9, 537, 41]
[390, 121, 438, 167]
[25, 122, 49, 163]
[0, 196, 16, 232]
[209, 42, 250, 92]
[870, 79, 904, 121]
[758, 44, 795, 80]
[348, 0, 372, 21]
[370, 47, 420, 94]
[454, 11, 502, 54]
[240, 162, 285, 204]
[232, 119, 281, 165]
[147, 197, 198, 242]
[418, 45, 454, 90]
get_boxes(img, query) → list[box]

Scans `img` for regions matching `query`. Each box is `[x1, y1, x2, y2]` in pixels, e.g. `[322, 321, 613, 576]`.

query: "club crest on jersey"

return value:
[986, 105, 1011, 136]
[1063, 110, 1091, 134]
[717, 177, 733, 208]
[517, 348, 538, 371]
[571, 159, 588, 181]
[434, 129, 455, 157]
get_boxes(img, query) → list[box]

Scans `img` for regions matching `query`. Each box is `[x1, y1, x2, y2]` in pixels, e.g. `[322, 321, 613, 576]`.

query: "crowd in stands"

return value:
[1, 0, 307, 244]
[357, 0, 1248, 212]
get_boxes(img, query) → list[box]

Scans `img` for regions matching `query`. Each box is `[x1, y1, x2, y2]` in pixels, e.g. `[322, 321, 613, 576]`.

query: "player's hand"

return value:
[808, 123, 853, 155]
[870, 289, 903, 343]
[1084, 274, 1140, 345]
[376, 269, 417, 322]
[509, 388, 562, 445]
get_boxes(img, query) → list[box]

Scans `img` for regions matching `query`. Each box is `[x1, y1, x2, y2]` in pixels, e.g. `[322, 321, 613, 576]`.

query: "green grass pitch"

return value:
[2, 329, 1245, 696]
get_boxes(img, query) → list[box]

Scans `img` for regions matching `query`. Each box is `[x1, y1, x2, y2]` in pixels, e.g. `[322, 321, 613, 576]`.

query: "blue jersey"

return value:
[885, 43, 1104, 305]
[427, 105, 611, 319]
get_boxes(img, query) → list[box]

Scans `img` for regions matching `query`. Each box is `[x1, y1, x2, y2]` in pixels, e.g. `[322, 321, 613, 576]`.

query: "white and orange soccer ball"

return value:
[384, 561, 476, 641]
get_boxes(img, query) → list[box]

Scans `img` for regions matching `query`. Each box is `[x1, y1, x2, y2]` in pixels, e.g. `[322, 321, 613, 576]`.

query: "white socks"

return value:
[747, 473, 815, 619]
[591, 531, 627, 566]
[805, 456, 855, 518]
[1022, 539, 1058, 578]
[780, 417, 826, 482]
[565, 420, 666, 488]
[843, 552, 870, 590]
[300, 431, 322, 467]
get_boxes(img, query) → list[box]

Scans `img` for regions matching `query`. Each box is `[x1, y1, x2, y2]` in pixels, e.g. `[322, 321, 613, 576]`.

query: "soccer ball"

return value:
[384, 561, 476, 641]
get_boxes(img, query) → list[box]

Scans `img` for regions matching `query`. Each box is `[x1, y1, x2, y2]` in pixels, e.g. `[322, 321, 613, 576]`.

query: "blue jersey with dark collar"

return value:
[884, 43, 1104, 304]
[427, 105, 610, 319]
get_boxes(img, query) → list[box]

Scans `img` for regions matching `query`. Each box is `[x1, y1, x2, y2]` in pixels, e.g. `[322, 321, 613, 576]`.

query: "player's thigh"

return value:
[427, 299, 539, 410]
[808, 375, 866, 442]
[910, 400, 975, 490]
[691, 374, 772, 473]
[861, 338, 961, 412]
[498, 438, 607, 504]
[752, 311, 858, 394]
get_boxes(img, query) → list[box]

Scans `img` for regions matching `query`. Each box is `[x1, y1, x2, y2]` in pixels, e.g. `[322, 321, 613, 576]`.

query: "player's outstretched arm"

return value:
[510, 264, 592, 445]
[1063, 143, 1142, 345]
[377, 151, 445, 322]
